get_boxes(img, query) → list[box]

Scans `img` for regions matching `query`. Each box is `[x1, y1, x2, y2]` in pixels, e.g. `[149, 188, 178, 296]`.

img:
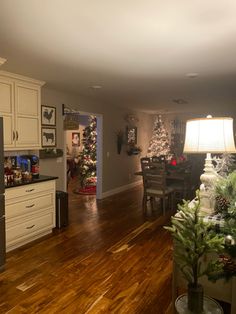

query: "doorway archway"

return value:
[63, 107, 103, 199]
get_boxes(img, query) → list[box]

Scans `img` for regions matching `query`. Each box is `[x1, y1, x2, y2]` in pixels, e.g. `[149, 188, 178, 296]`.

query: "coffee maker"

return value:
[19, 155, 39, 179]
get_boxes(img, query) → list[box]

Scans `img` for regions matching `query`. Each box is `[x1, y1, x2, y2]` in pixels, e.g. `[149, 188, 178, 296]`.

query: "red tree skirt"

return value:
[74, 185, 96, 195]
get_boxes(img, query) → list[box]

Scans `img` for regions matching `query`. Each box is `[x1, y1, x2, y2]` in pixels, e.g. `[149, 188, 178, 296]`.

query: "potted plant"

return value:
[165, 193, 225, 313]
[126, 142, 142, 156]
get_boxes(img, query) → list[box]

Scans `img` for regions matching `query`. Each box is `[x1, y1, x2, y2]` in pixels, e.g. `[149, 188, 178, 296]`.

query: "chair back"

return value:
[140, 157, 167, 192]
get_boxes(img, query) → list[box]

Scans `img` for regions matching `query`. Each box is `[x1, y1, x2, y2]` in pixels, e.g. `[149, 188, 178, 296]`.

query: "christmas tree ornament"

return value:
[225, 235, 235, 246]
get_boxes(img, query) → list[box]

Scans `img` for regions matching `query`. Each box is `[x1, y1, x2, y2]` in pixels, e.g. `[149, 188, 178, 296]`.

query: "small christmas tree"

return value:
[213, 153, 236, 178]
[79, 115, 97, 188]
[165, 193, 225, 312]
[147, 115, 171, 158]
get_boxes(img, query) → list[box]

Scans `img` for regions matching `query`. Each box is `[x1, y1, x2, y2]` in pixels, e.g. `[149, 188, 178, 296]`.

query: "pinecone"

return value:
[222, 257, 236, 274]
[215, 196, 230, 213]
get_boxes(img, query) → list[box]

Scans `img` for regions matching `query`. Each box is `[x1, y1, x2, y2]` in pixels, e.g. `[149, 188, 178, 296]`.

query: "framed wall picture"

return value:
[126, 126, 137, 144]
[41, 105, 56, 126]
[72, 132, 80, 147]
[42, 127, 56, 147]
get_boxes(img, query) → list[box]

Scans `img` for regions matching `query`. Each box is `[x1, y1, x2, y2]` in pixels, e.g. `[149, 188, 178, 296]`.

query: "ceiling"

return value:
[0, 0, 236, 114]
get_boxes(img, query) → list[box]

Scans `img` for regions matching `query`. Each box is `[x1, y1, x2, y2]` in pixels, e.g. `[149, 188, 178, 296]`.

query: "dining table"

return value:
[135, 162, 193, 200]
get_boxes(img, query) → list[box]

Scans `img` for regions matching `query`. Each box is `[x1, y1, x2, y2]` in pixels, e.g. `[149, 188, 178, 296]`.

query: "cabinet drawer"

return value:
[6, 193, 54, 219]
[6, 181, 55, 200]
[6, 211, 54, 246]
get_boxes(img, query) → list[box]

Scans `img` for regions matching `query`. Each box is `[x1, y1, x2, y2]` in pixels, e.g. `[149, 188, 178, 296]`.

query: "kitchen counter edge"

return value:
[5, 175, 58, 189]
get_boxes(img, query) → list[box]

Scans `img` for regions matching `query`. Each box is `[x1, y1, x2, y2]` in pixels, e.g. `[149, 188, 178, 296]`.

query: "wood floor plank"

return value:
[0, 180, 176, 313]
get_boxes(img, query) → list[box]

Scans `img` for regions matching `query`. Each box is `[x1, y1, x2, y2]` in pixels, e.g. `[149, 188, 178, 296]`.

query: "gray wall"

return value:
[40, 86, 236, 194]
[40, 87, 153, 193]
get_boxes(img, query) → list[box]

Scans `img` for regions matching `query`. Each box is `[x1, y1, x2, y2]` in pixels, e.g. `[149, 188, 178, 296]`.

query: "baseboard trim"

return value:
[101, 180, 142, 199]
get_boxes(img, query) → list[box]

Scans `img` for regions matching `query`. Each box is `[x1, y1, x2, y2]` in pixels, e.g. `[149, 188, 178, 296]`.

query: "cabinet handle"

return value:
[26, 224, 35, 229]
[25, 189, 35, 192]
[26, 204, 35, 208]
[13, 131, 15, 141]
[16, 131, 19, 141]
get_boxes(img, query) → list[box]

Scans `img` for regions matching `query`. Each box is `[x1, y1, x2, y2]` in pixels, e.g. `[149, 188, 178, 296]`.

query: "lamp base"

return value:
[199, 153, 218, 214]
[198, 190, 215, 215]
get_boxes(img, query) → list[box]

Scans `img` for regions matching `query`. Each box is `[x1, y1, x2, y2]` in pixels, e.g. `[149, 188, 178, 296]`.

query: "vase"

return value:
[187, 283, 204, 313]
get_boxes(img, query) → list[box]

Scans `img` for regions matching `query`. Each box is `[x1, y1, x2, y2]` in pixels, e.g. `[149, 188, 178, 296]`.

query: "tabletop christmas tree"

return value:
[147, 115, 171, 159]
[78, 115, 97, 192]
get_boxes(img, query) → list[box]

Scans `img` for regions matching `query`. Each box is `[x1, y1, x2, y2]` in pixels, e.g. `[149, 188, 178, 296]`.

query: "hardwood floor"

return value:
[0, 179, 175, 313]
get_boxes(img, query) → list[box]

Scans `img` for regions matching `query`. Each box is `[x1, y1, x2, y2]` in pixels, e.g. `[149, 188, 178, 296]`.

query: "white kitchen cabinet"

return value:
[0, 76, 14, 147]
[0, 71, 45, 150]
[5, 180, 56, 252]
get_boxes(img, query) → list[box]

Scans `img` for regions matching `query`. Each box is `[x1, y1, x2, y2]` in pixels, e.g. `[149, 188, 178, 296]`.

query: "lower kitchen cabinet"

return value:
[5, 180, 56, 252]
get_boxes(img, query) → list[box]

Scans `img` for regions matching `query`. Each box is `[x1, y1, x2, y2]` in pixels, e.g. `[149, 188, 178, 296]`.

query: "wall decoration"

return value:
[64, 112, 80, 130]
[126, 126, 137, 144]
[125, 126, 142, 156]
[41, 105, 56, 126]
[42, 127, 56, 147]
[72, 132, 80, 147]
[39, 148, 63, 159]
[116, 130, 124, 154]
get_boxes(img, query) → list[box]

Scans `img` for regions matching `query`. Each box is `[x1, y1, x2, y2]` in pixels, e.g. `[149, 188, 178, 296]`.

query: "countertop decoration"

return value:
[5, 175, 58, 189]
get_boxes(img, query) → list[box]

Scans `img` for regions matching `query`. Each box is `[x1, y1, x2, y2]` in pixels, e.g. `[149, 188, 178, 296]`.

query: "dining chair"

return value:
[140, 157, 174, 215]
[166, 161, 196, 204]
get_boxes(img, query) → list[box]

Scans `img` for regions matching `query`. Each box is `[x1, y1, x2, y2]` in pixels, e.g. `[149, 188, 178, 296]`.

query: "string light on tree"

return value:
[79, 115, 97, 190]
[147, 115, 171, 159]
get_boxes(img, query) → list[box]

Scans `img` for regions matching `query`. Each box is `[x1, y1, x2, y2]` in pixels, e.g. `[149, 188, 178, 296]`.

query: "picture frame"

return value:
[126, 126, 137, 144]
[41, 105, 56, 126]
[42, 127, 56, 147]
[72, 132, 80, 147]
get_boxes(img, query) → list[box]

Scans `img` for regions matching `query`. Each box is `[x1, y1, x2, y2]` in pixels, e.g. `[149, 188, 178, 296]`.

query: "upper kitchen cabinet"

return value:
[0, 71, 45, 150]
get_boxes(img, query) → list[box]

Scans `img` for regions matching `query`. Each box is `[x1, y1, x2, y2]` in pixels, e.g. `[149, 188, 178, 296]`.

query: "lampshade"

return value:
[183, 117, 236, 154]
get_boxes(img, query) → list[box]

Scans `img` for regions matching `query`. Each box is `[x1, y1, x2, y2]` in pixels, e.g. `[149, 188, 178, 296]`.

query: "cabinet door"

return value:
[15, 82, 41, 148]
[0, 77, 15, 147]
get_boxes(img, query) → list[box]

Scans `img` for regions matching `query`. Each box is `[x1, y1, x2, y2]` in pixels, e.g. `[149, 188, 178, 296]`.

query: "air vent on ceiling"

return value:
[172, 99, 188, 105]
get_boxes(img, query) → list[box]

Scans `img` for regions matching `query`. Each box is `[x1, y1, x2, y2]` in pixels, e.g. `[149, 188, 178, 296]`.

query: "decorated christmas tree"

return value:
[147, 115, 171, 158]
[79, 115, 97, 189]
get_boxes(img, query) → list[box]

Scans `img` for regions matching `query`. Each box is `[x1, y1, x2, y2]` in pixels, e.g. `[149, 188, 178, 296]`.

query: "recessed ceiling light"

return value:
[186, 72, 198, 78]
[90, 85, 102, 89]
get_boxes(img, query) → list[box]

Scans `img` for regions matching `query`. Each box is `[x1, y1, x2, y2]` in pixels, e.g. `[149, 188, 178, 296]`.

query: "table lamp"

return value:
[183, 115, 236, 214]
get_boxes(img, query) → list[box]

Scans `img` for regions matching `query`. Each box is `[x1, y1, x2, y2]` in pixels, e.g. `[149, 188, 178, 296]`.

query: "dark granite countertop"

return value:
[5, 175, 58, 189]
